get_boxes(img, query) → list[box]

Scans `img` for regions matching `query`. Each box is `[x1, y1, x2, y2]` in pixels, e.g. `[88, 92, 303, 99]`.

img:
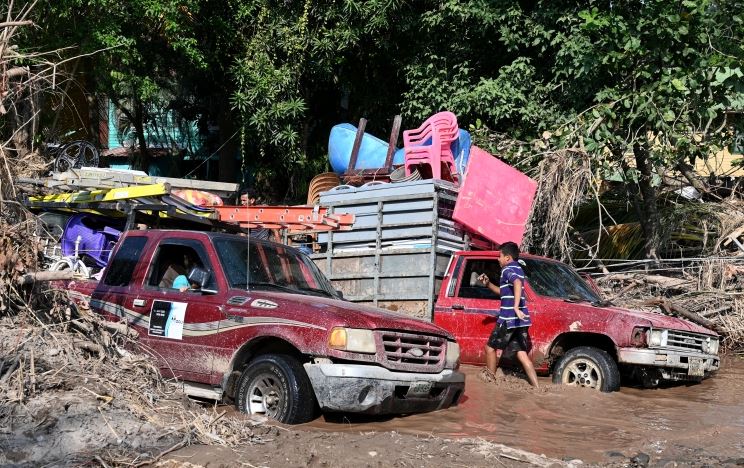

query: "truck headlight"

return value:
[328, 327, 376, 354]
[631, 327, 648, 347]
[445, 341, 460, 369]
[703, 337, 719, 355]
[647, 329, 668, 347]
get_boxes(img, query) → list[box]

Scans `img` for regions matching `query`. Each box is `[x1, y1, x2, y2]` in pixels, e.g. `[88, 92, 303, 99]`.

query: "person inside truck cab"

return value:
[149, 243, 218, 292]
[153, 248, 198, 289]
[159, 261, 186, 289]
[478, 241, 539, 387]
[171, 252, 203, 292]
[172, 272, 200, 292]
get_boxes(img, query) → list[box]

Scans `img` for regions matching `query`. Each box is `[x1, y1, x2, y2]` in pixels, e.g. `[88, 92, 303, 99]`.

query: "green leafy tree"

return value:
[226, 0, 414, 197]
[402, 0, 744, 259]
[23, 0, 744, 246]
[31, 0, 206, 169]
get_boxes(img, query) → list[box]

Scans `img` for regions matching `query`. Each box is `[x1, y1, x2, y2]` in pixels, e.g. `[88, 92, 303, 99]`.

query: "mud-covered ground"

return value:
[161, 432, 573, 468]
[301, 358, 744, 466]
[163, 357, 744, 467]
[3, 354, 744, 467]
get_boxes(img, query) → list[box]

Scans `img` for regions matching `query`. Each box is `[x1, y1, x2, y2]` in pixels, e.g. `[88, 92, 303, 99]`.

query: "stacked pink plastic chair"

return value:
[403, 111, 459, 181]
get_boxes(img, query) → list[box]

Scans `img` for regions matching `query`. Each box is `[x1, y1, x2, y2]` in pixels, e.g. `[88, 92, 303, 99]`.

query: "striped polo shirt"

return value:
[499, 261, 531, 329]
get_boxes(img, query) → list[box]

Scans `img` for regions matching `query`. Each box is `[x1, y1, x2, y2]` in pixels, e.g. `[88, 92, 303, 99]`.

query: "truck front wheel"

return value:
[235, 354, 317, 424]
[551, 346, 620, 392]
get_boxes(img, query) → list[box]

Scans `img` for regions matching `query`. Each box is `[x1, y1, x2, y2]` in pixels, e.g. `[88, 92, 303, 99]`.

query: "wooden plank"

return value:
[384, 115, 402, 170]
[310, 247, 434, 259]
[644, 298, 725, 334]
[17, 270, 76, 285]
[427, 190, 440, 320]
[373, 200, 383, 306]
[326, 272, 442, 280]
[319, 184, 458, 206]
[341, 292, 443, 302]
[346, 118, 367, 174]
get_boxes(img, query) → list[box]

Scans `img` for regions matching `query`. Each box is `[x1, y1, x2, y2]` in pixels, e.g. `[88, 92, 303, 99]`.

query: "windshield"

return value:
[213, 237, 337, 298]
[522, 258, 602, 303]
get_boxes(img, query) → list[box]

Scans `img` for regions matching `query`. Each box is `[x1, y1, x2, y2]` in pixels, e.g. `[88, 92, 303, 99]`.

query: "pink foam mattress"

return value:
[453, 146, 537, 246]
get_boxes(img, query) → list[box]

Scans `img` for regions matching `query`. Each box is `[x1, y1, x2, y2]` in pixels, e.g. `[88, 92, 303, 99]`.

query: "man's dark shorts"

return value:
[487, 321, 532, 352]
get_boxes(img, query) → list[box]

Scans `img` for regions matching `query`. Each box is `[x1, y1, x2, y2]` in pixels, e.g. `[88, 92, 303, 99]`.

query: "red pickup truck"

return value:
[62, 230, 465, 423]
[433, 251, 721, 391]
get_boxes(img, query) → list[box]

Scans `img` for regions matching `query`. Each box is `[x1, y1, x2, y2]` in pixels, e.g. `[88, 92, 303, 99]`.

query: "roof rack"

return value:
[24, 184, 355, 232]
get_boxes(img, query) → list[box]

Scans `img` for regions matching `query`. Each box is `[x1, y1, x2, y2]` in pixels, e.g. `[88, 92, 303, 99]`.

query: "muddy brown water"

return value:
[302, 356, 744, 462]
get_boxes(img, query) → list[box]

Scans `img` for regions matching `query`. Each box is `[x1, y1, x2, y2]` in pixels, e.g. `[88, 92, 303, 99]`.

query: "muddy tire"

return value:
[235, 354, 317, 424]
[552, 346, 620, 392]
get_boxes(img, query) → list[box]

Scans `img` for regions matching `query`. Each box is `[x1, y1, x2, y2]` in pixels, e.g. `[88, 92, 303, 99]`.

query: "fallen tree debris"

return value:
[596, 259, 744, 352]
[15, 269, 76, 285]
[642, 298, 725, 334]
[600, 273, 692, 292]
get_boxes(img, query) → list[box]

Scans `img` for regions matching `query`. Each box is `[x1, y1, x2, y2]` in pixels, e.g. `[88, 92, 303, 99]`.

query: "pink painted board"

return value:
[452, 146, 537, 246]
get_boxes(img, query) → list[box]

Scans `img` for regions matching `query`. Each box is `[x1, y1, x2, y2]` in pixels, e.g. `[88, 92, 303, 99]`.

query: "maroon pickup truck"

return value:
[62, 230, 464, 423]
[433, 251, 721, 391]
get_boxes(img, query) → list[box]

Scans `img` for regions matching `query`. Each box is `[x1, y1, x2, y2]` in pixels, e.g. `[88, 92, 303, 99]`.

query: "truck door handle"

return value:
[133, 299, 147, 307]
[451, 304, 465, 310]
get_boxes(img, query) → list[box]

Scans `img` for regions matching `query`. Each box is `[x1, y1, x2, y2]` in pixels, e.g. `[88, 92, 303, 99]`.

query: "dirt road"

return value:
[302, 357, 744, 464]
[163, 357, 744, 467]
[5, 335, 742, 467]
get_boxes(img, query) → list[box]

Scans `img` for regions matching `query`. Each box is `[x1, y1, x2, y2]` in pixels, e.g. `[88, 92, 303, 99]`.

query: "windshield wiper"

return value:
[246, 282, 300, 295]
[563, 295, 586, 303]
[562, 294, 612, 307]
[296, 286, 335, 298]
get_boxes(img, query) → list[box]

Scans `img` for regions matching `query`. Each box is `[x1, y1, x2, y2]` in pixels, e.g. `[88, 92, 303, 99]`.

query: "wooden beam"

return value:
[346, 118, 367, 174]
[16, 270, 76, 285]
[384, 115, 402, 170]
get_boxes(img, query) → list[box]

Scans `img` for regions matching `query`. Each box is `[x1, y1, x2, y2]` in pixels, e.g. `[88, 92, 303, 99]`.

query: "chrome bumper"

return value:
[618, 348, 719, 379]
[303, 363, 465, 415]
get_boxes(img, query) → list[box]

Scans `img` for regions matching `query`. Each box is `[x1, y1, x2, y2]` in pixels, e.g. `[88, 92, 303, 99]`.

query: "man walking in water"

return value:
[478, 241, 539, 387]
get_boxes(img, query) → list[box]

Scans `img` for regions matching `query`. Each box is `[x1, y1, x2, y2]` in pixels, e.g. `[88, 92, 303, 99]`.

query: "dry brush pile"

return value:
[0, 212, 277, 467]
[521, 148, 744, 352]
[595, 257, 744, 353]
[522, 150, 594, 264]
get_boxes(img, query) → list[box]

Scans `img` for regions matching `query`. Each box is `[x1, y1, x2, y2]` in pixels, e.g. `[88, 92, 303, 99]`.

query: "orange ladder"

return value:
[213, 205, 355, 231]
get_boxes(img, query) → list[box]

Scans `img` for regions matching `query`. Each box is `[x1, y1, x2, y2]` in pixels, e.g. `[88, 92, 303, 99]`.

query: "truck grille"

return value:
[377, 331, 446, 373]
[665, 330, 706, 353]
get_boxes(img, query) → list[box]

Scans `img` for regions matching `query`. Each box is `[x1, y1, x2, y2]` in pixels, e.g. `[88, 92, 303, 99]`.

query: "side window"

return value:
[147, 242, 217, 291]
[446, 257, 463, 297]
[248, 243, 270, 283]
[457, 259, 501, 300]
[295, 260, 319, 288]
[262, 246, 285, 283]
[103, 237, 148, 287]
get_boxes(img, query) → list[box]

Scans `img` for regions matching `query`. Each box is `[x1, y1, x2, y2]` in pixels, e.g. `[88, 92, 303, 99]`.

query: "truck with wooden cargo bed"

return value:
[43, 176, 720, 418]
[310, 181, 721, 391]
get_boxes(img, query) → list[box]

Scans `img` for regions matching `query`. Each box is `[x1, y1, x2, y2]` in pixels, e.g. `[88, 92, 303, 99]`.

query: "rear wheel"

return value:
[552, 346, 620, 392]
[235, 354, 317, 424]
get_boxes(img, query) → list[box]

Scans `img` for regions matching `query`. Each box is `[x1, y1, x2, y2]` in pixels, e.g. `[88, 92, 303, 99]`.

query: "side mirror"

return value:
[188, 267, 217, 294]
[335, 289, 344, 300]
[469, 272, 481, 287]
